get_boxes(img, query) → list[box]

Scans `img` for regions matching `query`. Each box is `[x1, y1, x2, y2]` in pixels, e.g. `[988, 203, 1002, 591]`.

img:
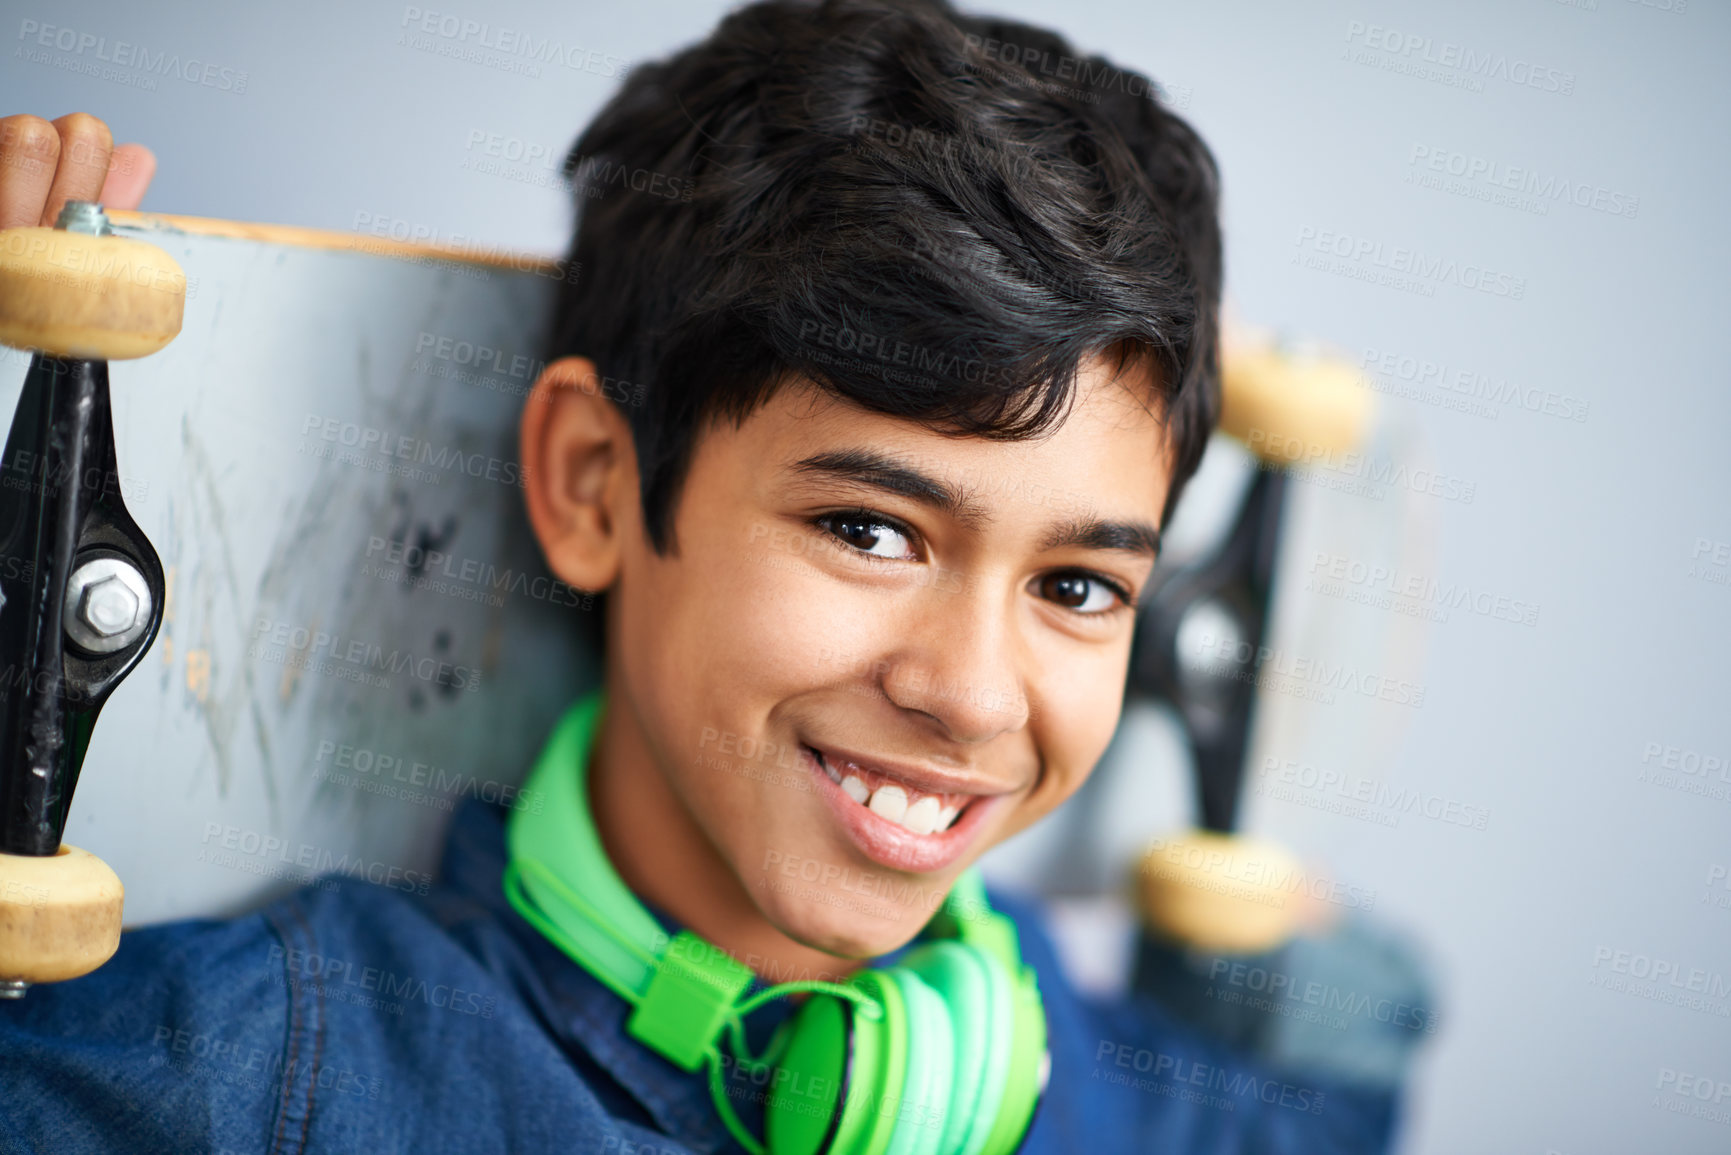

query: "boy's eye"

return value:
[813, 510, 1131, 616]
[817, 512, 916, 561]
[1036, 572, 1127, 615]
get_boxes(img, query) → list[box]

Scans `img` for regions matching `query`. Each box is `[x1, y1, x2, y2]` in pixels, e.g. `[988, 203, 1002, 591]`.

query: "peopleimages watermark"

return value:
[1092, 1040, 1327, 1114]
[1293, 226, 1526, 301]
[248, 616, 483, 694]
[959, 32, 1161, 106]
[1246, 427, 1478, 505]
[1624, 0, 1688, 14]
[1406, 144, 1638, 220]
[313, 738, 543, 814]
[1703, 864, 1731, 912]
[0, 445, 150, 507]
[711, 1017, 947, 1139]
[1341, 21, 1576, 96]
[1689, 536, 1730, 589]
[714, 1050, 879, 1135]
[0, 118, 149, 176]
[1654, 1067, 1731, 1128]
[650, 924, 859, 989]
[847, 114, 1044, 183]
[16, 19, 249, 94]
[1141, 837, 1377, 912]
[150, 1025, 381, 1099]
[462, 128, 694, 201]
[694, 726, 817, 801]
[571, 153, 696, 202]
[0, 227, 190, 301]
[410, 329, 644, 406]
[267, 943, 498, 1019]
[1204, 957, 1441, 1035]
[298, 413, 529, 490]
[796, 317, 1020, 389]
[1587, 945, 1730, 1017]
[350, 211, 581, 285]
[1254, 756, 1490, 831]
[1359, 346, 1590, 424]
[1305, 549, 1540, 628]
[397, 7, 628, 80]
[1186, 630, 1426, 709]
[1, 877, 49, 911]
[460, 128, 565, 190]
[1637, 740, 1731, 804]
[196, 822, 433, 896]
[362, 535, 592, 612]
[413, 330, 548, 394]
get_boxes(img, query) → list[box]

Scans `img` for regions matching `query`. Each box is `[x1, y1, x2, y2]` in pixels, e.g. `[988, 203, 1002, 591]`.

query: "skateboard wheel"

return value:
[1137, 829, 1306, 954]
[0, 227, 185, 360]
[1220, 346, 1373, 464]
[0, 843, 125, 984]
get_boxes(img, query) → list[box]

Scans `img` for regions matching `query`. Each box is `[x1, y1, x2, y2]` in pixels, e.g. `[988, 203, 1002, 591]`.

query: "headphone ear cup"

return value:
[763, 922, 1045, 1155]
[881, 969, 955, 1155]
[973, 952, 1046, 1155]
[900, 942, 1002, 1155]
[768, 977, 894, 1155]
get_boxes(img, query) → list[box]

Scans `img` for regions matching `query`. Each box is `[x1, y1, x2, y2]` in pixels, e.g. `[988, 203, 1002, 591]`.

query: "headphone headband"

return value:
[505, 691, 663, 1000]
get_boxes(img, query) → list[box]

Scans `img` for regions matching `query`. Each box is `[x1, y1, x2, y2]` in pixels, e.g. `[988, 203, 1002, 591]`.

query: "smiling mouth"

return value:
[805, 746, 974, 835]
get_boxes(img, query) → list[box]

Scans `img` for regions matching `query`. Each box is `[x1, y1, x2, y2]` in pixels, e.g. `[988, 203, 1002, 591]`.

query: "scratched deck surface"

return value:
[0, 222, 598, 926]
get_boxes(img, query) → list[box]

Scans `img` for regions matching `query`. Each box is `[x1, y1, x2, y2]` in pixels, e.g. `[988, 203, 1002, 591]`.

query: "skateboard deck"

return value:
[0, 212, 599, 925]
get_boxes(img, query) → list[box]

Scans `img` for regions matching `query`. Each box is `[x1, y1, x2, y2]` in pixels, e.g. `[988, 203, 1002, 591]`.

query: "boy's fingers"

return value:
[41, 112, 114, 225]
[99, 143, 156, 211]
[0, 114, 61, 230]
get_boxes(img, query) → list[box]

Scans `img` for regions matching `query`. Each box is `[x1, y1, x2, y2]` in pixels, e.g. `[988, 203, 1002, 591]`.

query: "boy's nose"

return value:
[876, 589, 1030, 745]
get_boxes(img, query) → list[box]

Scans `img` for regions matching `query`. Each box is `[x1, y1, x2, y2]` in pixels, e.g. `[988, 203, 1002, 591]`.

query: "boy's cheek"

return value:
[989, 764, 1096, 845]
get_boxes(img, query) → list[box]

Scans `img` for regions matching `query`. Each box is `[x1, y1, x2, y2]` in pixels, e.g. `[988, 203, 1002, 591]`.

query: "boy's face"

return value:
[594, 352, 1175, 960]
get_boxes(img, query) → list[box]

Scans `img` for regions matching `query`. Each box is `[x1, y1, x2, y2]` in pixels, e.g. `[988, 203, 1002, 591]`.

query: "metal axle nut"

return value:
[63, 557, 152, 654]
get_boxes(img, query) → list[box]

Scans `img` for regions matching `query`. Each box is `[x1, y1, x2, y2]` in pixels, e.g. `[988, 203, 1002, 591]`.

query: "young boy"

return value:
[0, 1, 1409, 1151]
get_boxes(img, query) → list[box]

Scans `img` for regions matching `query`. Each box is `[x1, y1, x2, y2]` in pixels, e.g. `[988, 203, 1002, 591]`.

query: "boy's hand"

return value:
[0, 113, 155, 230]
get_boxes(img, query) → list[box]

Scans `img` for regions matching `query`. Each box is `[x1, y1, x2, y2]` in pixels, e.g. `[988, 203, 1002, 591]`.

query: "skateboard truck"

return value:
[0, 201, 183, 996]
[1127, 344, 1372, 954]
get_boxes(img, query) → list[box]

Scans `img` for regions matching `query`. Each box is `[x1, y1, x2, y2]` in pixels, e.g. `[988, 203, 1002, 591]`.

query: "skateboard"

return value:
[0, 204, 1405, 992]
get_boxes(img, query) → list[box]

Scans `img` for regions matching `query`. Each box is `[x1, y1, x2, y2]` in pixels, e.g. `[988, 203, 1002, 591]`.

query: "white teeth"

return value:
[824, 754, 965, 837]
[868, 783, 908, 824]
[901, 795, 941, 835]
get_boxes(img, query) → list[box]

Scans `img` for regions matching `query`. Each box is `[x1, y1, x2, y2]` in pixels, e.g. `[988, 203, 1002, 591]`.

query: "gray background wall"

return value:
[4, 0, 1727, 1152]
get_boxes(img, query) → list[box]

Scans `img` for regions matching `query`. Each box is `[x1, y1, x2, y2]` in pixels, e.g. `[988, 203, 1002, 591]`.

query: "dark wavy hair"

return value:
[548, 0, 1222, 555]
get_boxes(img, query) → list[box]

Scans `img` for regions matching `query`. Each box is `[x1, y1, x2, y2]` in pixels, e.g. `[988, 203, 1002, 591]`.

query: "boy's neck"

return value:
[586, 668, 864, 987]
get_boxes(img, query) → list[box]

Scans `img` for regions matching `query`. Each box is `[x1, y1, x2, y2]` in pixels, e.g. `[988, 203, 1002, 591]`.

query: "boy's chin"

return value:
[753, 882, 933, 969]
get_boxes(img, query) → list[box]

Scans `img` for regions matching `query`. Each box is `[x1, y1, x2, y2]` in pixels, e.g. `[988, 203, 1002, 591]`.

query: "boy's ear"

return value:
[519, 356, 636, 593]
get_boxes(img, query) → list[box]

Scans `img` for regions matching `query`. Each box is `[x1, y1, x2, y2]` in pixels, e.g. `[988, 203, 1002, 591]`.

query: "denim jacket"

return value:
[0, 795, 1400, 1154]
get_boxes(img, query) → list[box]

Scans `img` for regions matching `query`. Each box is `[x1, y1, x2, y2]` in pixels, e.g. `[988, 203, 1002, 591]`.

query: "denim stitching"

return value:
[262, 900, 324, 1155]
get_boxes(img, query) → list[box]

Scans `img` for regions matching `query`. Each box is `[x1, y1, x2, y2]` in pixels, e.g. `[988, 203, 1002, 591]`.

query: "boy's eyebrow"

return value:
[787, 448, 1162, 559]
[1039, 514, 1162, 561]
[789, 448, 990, 530]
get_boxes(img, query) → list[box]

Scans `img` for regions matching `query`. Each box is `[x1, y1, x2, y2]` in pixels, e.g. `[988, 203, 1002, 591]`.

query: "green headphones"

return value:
[502, 691, 1049, 1155]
